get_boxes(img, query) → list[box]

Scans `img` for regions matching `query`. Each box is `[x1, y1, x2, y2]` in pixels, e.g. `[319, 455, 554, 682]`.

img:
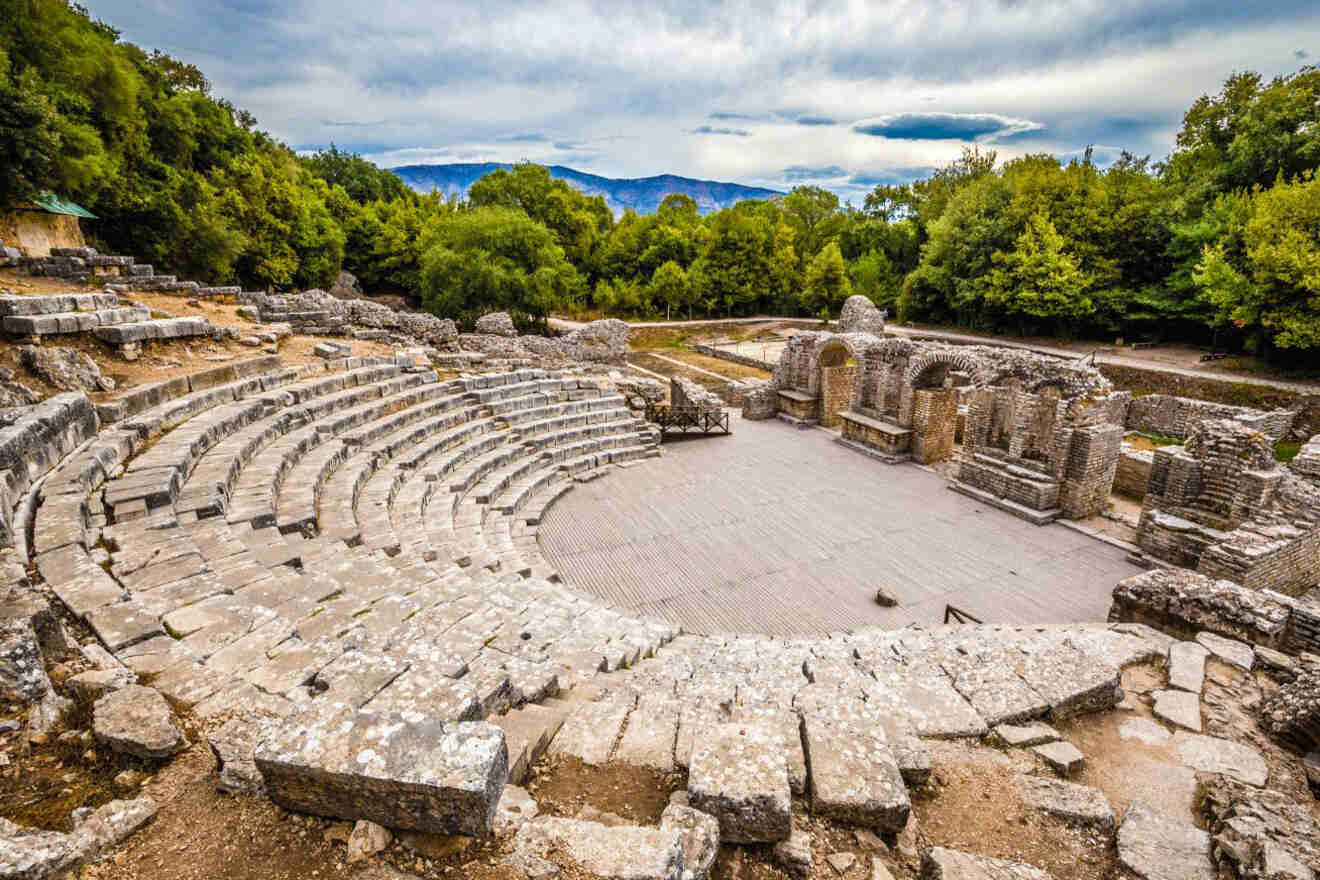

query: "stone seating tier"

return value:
[6, 356, 1181, 845]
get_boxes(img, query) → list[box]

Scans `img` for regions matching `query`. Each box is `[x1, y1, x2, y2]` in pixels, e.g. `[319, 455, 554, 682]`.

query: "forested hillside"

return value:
[2, 1, 1318, 359]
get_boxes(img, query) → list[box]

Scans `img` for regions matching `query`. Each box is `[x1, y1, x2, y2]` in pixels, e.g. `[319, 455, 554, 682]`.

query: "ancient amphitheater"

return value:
[2, 266, 1318, 880]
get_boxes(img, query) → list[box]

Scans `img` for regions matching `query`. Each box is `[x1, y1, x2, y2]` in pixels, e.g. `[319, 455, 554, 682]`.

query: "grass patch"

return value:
[1274, 441, 1301, 463]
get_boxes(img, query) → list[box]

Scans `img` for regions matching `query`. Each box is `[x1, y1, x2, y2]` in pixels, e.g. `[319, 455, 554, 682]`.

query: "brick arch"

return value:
[806, 333, 867, 398]
[902, 350, 981, 389]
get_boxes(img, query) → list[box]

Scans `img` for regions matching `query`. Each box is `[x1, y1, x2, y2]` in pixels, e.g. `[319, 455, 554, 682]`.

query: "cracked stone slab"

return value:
[511, 817, 685, 880]
[796, 696, 910, 833]
[254, 704, 508, 836]
[1167, 641, 1208, 694]
[687, 722, 792, 843]
[1171, 732, 1268, 787]
[1153, 690, 1202, 732]
[614, 693, 679, 772]
[92, 685, 186, 758]
[1118, 717, 1172, 747]
[1194, 632, 1254, 672]
[1117, 802, 1213, 880]
[1014, 774, 1114, 830]
[86, 602, 162, 652]
[866, 662, 988, 739]
[921, 846, 1053, 879]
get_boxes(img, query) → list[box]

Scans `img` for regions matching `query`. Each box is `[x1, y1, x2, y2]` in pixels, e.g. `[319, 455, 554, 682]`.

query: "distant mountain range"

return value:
[388, 163, 783, 215]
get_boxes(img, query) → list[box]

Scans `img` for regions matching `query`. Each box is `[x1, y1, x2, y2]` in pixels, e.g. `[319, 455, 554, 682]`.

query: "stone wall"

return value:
[1109, 569, 1294, 649]
[670, 376, 724, 419]
[1058, 423, 1124, 519]
[1113, 447, 1155, 498]
[689, 343, 775, 371]
[738, 380, 777, 420]
[1125, 393, 1297, 442]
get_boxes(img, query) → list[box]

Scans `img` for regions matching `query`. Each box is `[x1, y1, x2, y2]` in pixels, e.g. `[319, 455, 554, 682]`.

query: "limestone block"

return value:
[1031, 741, 1084, 776]
[92, 685, 186, 758]
[1167, 641, 1209, 693]
[1171, 732, 1268, 787]
[687, 722, 792, 843]
[1153, 690, 1202, 732]
[254, 705, 508, 835]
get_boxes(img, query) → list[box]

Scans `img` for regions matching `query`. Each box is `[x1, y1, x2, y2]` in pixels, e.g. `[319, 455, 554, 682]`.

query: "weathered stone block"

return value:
[687, 722, 792, 843]
[254, 705, 508, 835]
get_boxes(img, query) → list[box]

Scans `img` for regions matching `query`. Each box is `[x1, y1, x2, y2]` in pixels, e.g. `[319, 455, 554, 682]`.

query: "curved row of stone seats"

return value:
[21, 361, 695, 835]
[0, 393, 101, 579]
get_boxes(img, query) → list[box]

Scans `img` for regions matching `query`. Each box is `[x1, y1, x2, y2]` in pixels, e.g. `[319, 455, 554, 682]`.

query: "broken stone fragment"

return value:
[346, 819, 392, 864]
[208, 714, 277, 794]
[511, 817, 685, 880]
[1116, 802, 1213, 880]
[773, 827, 813, 878]
[990, 722, 1059, 748]
[493, 785, 540, 837]
[1031, 740, 1084, 776]
[92, 685, 185, 759]
[660, 803, 719, 880]
[1014, 774, 1115, 830]
[921, 846, 1053, 879]
[66, 666, 137, 702]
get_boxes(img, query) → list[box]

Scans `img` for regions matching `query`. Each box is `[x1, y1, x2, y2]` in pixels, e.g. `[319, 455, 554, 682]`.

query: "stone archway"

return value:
[816, 340, 856, 428]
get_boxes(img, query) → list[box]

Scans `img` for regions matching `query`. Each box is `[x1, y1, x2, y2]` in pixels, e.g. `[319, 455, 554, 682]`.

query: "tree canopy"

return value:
[3, 2, 1318, 358]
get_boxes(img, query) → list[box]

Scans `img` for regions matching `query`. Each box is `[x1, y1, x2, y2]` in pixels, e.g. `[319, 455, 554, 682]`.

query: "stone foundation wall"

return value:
[1125, 393, 1297, 442]
[739, 380, 777, 420]
[1109, 568, 1320, 655]
[910, 389, 957, 464]
[1114, 448, 1154, 498]
[958, 454, 1060, 509]
[689, 343, 775, 371]
[1198, 526, 1320, 599]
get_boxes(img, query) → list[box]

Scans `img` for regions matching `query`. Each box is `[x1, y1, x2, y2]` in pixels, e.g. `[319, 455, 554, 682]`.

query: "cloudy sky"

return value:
[87, 0, 1316, 201]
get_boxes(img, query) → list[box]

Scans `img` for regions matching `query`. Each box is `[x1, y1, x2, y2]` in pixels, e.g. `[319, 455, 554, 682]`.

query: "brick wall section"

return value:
[820, 364, 855, 428]
[910, 389, 957, 464]
[1059, 423, 1124, 518]
[1198, 526, 1320, 599]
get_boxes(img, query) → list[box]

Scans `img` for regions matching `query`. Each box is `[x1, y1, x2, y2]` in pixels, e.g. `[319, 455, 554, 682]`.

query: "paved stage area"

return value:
[537, 414, 1143, 636]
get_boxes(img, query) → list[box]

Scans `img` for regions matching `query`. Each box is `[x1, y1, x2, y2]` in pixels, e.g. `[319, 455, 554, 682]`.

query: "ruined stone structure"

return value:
[1136, 419, 1320, 597]
[836, 294, 887, 335]
[1, 343, 1316, 879]
[1125, 393, 1297, 443]
[766, 332, 1129, 521]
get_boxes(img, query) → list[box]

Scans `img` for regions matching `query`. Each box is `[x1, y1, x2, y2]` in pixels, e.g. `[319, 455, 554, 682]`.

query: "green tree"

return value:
[649, 260, 691, 319]
[1194, 173, 1320, 353]
[419, 206, 580, 327]
[801, 241, 852, 317]
[980, 212, 1094, 333]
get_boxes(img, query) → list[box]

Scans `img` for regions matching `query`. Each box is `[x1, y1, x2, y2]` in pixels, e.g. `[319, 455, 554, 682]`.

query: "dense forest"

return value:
[3, 1, 1319, 360]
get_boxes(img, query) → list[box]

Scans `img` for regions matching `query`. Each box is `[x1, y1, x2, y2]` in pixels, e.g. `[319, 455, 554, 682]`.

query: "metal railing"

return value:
[943, 604, 984, 625]
[644, 403, 731, 439]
